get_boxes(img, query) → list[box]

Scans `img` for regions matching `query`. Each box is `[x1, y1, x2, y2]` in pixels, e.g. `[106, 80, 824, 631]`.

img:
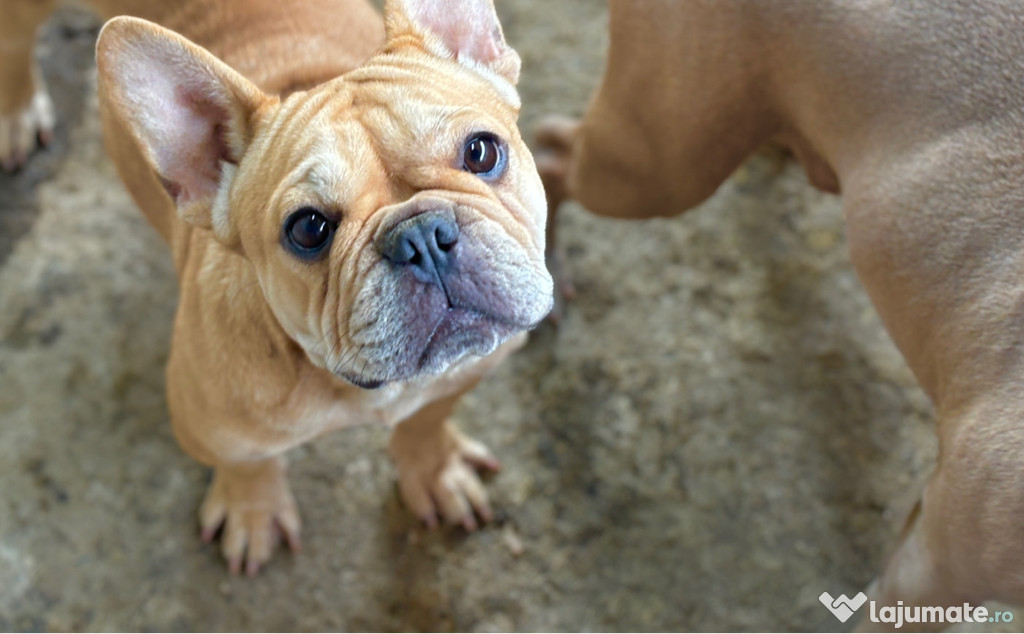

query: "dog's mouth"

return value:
[417, 305, 524, 366]
[337, 306, 531, 390]
[340, 374, 387, 390]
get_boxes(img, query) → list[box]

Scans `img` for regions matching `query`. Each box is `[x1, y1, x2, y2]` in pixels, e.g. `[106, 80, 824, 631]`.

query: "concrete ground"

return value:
[0, 2, 1009, 632]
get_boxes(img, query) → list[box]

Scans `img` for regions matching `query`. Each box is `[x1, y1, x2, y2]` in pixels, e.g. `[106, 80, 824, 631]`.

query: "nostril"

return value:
[434, 223, 458, 253]
[390, 236, 420, 266]
[436, 229, 455, 252]
[409, 250, 423, 266]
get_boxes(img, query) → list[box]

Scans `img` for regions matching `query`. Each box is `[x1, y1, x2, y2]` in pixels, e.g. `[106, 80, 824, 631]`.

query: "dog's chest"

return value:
[278, 355, 493, 434]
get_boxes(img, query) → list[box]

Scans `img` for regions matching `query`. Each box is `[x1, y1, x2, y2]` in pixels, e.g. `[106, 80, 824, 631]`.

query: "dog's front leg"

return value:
[0, 0, 57, 171]
[198, 456, 301, 576]
[388, 392, 500, 531]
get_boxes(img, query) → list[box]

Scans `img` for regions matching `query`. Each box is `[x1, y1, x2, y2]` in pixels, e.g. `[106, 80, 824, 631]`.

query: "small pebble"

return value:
[502, 525, 524, 557]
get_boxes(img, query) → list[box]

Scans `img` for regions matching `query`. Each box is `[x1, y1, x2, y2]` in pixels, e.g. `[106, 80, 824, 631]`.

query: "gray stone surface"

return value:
[0, 3, 1005, 632]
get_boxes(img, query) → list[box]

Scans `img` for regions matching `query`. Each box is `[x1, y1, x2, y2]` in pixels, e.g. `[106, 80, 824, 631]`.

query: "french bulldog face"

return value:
[235, 59, 551, 387]
[97, 0, 552, 389]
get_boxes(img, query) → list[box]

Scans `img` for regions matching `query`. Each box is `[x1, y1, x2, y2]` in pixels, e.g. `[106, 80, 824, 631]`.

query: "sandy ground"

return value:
[0, 2, 1008, 632]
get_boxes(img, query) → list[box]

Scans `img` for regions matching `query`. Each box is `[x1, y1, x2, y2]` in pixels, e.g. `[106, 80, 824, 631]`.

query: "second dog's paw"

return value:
[534, 115, 580, 207]
[534, 115, 580, 324]
[198, 459, 301, 576]
[392, 425, 500, 531]
[1, 85, 55, 172]
[544, 246, 576, 325]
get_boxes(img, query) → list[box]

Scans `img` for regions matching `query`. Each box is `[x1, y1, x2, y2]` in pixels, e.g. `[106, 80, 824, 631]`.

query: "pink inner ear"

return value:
[119, 42, 236, 207]
[441, 17, 502, 61]
[404, 0, 504, 64]
[156, 87, 233, 205]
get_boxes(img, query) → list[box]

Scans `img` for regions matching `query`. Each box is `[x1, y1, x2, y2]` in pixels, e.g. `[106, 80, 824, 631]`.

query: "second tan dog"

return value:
[538, 0, 1024, 628]
[6, 0, 552, 574]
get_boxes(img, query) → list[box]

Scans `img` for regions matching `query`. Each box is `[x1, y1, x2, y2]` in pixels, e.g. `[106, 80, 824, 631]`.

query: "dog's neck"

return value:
[87, 0, 385, 95]
[186, 230, 313, 381]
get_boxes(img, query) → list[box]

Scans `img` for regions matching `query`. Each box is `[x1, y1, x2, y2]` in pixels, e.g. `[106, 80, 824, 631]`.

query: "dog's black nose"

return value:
[378, 210, 460, 285]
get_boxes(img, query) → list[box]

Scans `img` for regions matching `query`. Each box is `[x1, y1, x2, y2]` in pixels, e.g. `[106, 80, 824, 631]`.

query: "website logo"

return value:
[819, 591, 1015, 628]
[819, 591, 867, 623]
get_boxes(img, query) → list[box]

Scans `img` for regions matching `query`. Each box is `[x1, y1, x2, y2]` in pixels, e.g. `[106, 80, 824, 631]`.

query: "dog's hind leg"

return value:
[858, 406, 1024, 631]
[856, 494, 965, 632]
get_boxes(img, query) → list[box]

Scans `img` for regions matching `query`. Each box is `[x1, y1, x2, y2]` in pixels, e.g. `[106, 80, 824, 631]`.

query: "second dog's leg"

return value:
[856, 495, 965, 632]
[0, 1, 57, 171]
[858, 407, 1024, 631]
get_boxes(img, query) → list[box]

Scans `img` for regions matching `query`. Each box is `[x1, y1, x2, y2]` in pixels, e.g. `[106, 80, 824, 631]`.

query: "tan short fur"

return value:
[5, 0, 552, 575]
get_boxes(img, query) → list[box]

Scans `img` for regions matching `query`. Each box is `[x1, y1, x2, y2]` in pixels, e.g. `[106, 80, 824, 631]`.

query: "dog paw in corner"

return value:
[0, 81, 55, 172]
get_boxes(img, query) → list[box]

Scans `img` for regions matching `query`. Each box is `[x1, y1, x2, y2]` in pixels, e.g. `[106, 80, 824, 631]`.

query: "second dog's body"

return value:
[538, 0, 1024, 625]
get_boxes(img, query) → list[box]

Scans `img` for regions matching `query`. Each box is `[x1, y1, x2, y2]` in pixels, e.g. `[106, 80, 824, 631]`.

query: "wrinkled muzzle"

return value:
[336, 200, 552, 388]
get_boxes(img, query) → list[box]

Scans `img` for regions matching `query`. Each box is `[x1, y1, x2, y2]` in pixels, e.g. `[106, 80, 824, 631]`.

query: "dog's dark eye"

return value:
[462, 133, 505, 178]
[283, 208, 334, 258]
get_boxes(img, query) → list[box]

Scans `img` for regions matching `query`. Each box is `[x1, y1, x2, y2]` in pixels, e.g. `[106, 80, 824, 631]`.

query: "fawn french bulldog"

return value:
[6, 0, 552, 574]
[537, 0, 1024, 627]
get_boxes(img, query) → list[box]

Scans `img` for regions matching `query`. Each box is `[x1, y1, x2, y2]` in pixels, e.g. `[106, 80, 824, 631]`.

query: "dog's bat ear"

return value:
[96, 17, 274, 241]
[386, 0, 521, 86]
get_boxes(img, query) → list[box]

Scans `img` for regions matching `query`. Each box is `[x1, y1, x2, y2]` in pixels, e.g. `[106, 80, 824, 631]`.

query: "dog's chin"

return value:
[338, 307, 528, 390]
[417, 306, 523, 372]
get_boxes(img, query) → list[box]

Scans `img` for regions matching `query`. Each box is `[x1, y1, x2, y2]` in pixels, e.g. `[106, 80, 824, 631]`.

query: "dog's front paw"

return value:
[198, 458, 301, 576]
[1, 83, 55, 172]
[391, 423, 500, 531]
